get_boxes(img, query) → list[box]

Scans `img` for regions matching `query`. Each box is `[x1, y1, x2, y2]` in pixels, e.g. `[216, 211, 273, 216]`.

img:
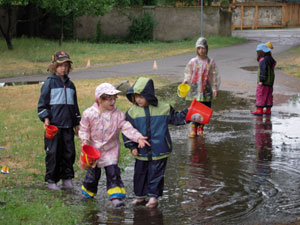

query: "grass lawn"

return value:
[0, 75, 169, 224]
[277, 45, 300, 78]
[0, 36, 246, 78]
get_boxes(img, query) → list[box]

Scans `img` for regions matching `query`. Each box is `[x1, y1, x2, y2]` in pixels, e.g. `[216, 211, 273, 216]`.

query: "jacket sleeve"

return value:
[210, 59, 220, 92]
[169, 106, 188, 126]
[78, 110, 90, 142]
[37, 80, 51, 122]
[183, 59, 194, 83]
[259, 59, 267, 82]
[73, 86, 81, 126]
[121, 111, 139, 150]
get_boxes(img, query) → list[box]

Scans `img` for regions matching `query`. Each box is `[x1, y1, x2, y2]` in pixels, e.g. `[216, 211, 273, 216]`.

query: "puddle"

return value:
[240, 66, 258, 72]
[3, 82, 300, 224]
[76, 84, 300, 225]
[0, 81, 43, 87]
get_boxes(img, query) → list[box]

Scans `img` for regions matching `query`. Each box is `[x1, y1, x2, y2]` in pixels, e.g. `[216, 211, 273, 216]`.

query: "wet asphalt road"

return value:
[1, 29, 300, 102]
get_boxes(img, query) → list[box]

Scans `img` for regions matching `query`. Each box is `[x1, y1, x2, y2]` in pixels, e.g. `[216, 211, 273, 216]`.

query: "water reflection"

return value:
[0, 81, 42, 87]
[79, 91, 300, 225]
[254, 116, 272, 185]
[133, 207, 164, 225]
[189, 138, 208, 167]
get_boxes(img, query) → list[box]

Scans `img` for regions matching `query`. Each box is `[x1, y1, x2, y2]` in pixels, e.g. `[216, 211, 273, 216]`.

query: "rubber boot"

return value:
[47, 182, 60, 191]
[251, 107, 263, 116]
[197, 124, 205, 136]
[189, 124, 197, 138]
[81, 185, 96, 198]
[112, 198, 125, 207]
[263, 107, 271, 115]
[62, 179, 73, 189]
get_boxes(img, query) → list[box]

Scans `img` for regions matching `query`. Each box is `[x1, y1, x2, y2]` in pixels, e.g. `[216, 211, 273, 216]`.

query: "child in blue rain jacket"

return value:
[122, 77, 188, 208]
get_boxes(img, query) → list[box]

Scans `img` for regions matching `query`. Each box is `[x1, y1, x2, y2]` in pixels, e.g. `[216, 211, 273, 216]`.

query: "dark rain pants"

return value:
[134, 158, 168, 198]
[82, 165, 126, 200]
[44, 128, 75, 183]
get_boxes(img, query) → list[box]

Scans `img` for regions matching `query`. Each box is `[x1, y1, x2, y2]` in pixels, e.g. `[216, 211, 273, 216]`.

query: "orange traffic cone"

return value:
[86, 59, 91, 67]
[153, 60, 157, 70]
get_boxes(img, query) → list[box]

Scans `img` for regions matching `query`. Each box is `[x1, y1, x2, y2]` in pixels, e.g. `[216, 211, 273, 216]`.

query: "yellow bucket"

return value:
[177, 84, 190, 98]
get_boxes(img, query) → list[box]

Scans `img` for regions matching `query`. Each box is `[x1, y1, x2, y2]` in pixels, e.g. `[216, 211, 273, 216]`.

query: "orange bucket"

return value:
[78, 145, 101, 170]
[185, 98, 213, 124]
[45, 125, 58, 139]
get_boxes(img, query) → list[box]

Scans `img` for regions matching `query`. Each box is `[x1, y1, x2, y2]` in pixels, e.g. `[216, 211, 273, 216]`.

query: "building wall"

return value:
[232, 6, 282, 27]
[74, 6, 232, 41]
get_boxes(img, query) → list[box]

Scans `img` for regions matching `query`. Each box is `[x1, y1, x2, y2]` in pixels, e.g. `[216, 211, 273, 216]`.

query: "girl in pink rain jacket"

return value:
[79, 83, 149, 207]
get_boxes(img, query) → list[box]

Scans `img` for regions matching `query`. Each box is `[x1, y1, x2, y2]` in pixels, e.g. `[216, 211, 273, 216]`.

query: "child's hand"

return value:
[213, 90, 218, 98]
[82, 140, 89, 146]
[43, 118, 50, 129]
[74, 126, 79, 136]
[131, 149, 138, 156]
[137, 136, 150, 148]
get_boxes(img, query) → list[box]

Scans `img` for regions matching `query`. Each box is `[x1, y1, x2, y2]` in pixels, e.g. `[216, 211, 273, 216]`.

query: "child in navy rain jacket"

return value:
[122, 77, 188, 208]
[251, 43, 276, 116]
[38, 51, 81, 190]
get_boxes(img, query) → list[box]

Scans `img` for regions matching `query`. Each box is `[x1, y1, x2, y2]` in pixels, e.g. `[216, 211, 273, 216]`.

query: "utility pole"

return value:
[200, 0, 203, 37]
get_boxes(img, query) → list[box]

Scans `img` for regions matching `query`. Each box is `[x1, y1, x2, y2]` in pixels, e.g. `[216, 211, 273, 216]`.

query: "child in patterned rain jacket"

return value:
[182, 37, 220, 137]
[79, 83, 149, 207]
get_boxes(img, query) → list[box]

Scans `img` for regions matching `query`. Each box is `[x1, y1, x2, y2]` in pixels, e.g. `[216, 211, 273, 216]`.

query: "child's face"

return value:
[98, 94, 118, 111]
[256, 51, 264, 62]
[197, 47, 207, 58]
[55, 62, 70, 76]
[134, 94, 148, 107]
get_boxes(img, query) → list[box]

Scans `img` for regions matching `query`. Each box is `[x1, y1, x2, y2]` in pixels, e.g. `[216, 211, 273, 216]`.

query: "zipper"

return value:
[64, 84, 67, 105]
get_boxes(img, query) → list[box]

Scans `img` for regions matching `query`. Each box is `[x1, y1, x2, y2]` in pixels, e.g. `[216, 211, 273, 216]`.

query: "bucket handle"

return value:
[85, 154, 91, 167]
[85, 153, 97, 168]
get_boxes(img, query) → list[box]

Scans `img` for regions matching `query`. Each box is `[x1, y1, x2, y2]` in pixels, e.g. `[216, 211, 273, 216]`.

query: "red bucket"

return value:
[185, 98, 213, 124]
[45, 125, 58, 139]
[78, 145, 101, 170]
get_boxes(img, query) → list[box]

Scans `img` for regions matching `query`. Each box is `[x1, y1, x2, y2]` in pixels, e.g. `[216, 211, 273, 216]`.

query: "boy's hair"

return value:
[48, 62, 72, 74]
[131, 93, 148, 106]
[131, 94, 137, 104]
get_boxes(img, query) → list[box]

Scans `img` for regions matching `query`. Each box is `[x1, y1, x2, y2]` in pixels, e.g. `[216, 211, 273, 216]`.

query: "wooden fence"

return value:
[230, 2, 300, 30]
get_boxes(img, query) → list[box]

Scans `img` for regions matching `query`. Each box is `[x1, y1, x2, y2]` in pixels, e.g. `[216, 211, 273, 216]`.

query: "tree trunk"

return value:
[4, 36, 13, 50]
[0, 5, 14, 50]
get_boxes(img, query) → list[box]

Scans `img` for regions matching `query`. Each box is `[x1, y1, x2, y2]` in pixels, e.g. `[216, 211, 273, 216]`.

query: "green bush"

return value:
[129, 0, 157, 5]
[96, 20, 102, 42]
[128, 13, 154, 42]
[130, 0, 143, 5]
